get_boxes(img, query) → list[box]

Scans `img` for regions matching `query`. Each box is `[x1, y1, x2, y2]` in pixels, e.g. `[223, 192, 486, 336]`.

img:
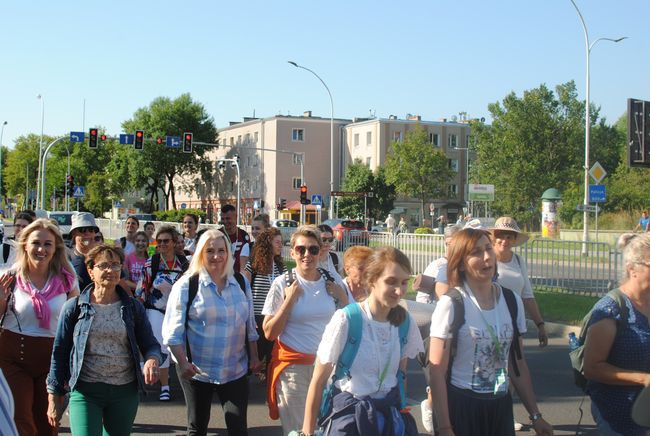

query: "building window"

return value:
[448, 184, 458, 198]
[429, 133, 439, 146]
[354, 133, 360, 147]
[292, 129, 304, 141]
[253, 155, 259, 167]
[230, 137, 234, 146]
[448, 134, 457, 148]
[392, 131, 402, 142]
[293, 153, 303, 165]
[244, 133, 250, 146]
[254, 132, 259, 144]
[367, 131, 372, 145]
[230, 180, 234, 192]
[292, 177, 303, 189]
[237, 135, 242, 145]
[448, 159, 459, 172]
[366, 157, 372, 167]
[466, 135, 471, 147]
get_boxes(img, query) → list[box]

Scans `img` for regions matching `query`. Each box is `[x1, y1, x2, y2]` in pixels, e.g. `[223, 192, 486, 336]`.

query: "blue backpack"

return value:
[319, 303, 411, 421]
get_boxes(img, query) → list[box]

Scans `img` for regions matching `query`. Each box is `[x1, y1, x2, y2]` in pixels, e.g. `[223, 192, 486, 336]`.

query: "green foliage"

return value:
[338, 160, 395, 220]
[154, 208, 206, 222]
[414, 227, 434, 234]
[4, 134, 43, 206]
[384, 125, 454, 223]
[121, 93, 217, 210]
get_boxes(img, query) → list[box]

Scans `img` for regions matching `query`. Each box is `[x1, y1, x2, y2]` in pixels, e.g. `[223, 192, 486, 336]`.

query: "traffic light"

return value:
[134, 130, 144, 150]
[183, 132, 193, 153]
[100, 134, 107, 142]
[66, 175, 74, 196]
[300, 186, 310, 205]
[231, 153, 239, 168]
[156, 137, 163, 145]
[279, 198, 286, 209]
[89, 128, 98, 149]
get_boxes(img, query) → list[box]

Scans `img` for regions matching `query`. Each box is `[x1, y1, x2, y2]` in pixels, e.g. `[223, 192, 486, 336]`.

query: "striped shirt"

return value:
[162, 269, 259, 384]
[244, 260, 285, 315]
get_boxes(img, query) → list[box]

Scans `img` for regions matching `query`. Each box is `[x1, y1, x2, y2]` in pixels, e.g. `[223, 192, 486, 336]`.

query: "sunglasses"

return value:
[321, 237, 334, 243]
[94, 262, 122, 272]
[157, 238, 173, 244]
[294, 245, 320, 256]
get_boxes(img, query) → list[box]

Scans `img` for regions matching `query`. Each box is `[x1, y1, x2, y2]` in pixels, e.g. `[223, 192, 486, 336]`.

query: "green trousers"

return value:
[69, 380, 139, 436]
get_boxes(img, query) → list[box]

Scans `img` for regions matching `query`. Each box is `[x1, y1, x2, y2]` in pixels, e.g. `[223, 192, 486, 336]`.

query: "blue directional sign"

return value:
[119, 134, 135, 145]
[589, 185, 606, 203]
[166, 136, 182, 148]
[70, 131, 85, 143]
[72, 186, 85, 198]
[311, 194, 323, 206]
[180, 203, 187, 209]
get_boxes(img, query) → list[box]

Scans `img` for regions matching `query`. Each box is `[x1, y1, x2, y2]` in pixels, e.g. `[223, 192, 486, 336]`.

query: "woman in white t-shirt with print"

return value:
[428, 228, 553, 436]
[262, 225, 351, 435]
[300, 247, 424, 436]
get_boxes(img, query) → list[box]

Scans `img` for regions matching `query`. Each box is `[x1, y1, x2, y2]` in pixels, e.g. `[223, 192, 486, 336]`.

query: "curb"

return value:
[526, 319, 580, 339]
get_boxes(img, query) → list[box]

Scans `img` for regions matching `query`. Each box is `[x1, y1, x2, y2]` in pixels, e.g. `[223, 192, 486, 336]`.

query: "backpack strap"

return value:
[120, 236, 127, 249]
[284, 268, 295, 287]
[2, 243, 10, 264]
[317, 267, 335, 283]
[444, 287, 465, 382]
[0, 274, 18, 330]
[501, 287, 522, 377]
[185, 274, 200, 363]
[333, 303, 363, 381]
[149, 253, 161, 288]
[397, 313, 411, 410]
[329, 252, 339, 272]
[606, 289, 630, 329]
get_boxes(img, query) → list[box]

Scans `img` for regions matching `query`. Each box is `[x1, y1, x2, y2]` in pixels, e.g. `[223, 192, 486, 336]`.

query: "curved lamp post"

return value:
[288, 61, 334, 219]
[569, 0, 626, 255]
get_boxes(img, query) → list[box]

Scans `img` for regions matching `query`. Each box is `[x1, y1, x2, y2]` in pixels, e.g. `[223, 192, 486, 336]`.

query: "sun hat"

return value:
[488, 217, 529, 246]
[70, 212, 99, 233]
[632, 385, 650, 427]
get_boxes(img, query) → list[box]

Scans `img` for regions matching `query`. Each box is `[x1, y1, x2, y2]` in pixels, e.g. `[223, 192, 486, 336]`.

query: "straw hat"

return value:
[489, 217, 529, 246]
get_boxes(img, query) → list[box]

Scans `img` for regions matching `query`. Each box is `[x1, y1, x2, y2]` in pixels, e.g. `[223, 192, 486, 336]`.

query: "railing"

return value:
[97, 218, 621, 295]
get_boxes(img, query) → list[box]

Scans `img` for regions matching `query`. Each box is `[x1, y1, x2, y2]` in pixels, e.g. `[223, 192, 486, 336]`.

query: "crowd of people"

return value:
[0, 207, 648, 436]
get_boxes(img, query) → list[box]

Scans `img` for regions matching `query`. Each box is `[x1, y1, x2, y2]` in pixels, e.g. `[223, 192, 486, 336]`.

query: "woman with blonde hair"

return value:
[163, 229, 261, 435]
[341, 245, 373, 301]
[0, 218, 79, 435]
[582, 233, 650, 435]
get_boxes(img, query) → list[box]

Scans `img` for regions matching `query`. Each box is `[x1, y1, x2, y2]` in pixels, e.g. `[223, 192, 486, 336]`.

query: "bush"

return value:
[414, 227, 434, 234]
[154, 208, 207, 223]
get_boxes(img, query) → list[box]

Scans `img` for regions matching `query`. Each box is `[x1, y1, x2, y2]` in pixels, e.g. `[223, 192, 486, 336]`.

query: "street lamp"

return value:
[0, 121, 6, 208]
[288, 61, 335, 219]
[36, 94, 45, 210]
[568, 0, 627, 255]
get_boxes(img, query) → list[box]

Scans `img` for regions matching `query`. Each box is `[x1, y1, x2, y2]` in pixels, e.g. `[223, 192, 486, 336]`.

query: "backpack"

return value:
[120, 237, 127, 249]
[2, 243, 10, 264]
[329, 252, 339, 272]
[569, 289, 629, 392]
[318, 303, 411, 422]
[184, 272, 250, 365]
[445, 286, 522, 378]
[149, 253, 189, 287]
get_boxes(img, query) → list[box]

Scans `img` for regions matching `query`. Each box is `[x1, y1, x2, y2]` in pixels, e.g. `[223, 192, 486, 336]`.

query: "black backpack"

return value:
[445, 286, 522, 379]
[184, 272, 250, 365]
[149, 253, 189, 285]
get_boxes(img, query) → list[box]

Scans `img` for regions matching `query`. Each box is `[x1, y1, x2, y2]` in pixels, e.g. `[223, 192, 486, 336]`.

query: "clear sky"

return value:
[0, 0, 646, 147]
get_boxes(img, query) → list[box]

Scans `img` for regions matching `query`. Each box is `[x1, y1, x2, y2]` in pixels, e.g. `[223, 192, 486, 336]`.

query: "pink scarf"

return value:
[16, 268, 76, 329]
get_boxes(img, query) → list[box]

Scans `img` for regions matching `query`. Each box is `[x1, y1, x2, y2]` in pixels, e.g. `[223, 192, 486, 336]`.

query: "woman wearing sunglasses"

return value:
[317, 224, 342, 276]
[262, 225, 352, 434]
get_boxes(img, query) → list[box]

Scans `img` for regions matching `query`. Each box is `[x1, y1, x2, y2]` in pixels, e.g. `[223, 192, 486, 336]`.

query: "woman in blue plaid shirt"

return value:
[162, 230, 262, 436]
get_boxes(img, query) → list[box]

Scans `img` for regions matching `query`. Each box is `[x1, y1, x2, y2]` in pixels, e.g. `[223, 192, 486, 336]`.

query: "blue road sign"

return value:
[589, 185, 606, 203]
[119, 134, 135, 145]
[70, 132, 85, 143]
[180, 203, 187, 209]
[72, 186, 85, 198]
[311, 194, 323, 206]
[166, 136, 181, 148]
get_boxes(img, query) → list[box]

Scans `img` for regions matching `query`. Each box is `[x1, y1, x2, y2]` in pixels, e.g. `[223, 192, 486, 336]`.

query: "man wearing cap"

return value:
[69, 212, 100, 291]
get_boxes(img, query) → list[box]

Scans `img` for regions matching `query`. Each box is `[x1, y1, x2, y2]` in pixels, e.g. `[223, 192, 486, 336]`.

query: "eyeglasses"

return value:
[157, 238, 173, 244]
[321, 237, 334, 243]
[294, 245, 320, 256]
[94, 262, 122, 272]
[77, 227, 96, 234]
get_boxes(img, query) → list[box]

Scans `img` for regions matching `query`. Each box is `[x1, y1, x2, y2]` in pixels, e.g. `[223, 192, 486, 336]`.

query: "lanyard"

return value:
[465, 282, 502, 358]
[363, 301, 394, 390]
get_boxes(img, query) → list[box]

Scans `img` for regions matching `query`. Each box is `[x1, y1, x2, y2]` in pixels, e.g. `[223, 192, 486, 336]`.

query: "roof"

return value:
[284, 200, 320, 211]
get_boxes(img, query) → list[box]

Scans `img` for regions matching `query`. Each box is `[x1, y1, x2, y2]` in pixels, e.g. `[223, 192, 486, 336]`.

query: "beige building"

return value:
[173, 112, 350, 224]
[343, 115, 473, 225]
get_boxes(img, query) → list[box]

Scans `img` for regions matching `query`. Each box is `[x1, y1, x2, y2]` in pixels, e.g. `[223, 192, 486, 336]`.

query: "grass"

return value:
[533, 289, 599, 326]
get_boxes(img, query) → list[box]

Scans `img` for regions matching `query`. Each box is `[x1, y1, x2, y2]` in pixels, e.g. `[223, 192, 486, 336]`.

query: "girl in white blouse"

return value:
[300, 247, 423, 436]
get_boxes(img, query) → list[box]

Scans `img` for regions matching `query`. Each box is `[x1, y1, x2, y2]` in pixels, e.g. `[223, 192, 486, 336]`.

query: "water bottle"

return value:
[568, 332, 580, 351]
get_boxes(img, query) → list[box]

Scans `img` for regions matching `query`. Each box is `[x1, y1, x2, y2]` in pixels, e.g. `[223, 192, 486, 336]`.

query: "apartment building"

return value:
[343, 115, 473, 225]
[173, 112, 350, 224]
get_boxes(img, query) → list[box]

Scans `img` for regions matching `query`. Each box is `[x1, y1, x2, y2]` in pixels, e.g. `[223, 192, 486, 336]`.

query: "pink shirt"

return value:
[125, 253, 147, 284]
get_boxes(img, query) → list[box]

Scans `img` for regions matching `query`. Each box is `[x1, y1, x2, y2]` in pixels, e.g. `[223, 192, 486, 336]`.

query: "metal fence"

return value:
[97, 218, 620, 296]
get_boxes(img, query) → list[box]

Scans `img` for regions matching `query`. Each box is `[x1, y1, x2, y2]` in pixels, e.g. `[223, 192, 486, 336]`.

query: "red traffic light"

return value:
[185, 133, 192, 141]
[300, 186, 307, 193]
[156, 137, 163, 145]
[136, 131, 143, 138]
[90, 128, 97, 136]
[100, 134, 107, 141]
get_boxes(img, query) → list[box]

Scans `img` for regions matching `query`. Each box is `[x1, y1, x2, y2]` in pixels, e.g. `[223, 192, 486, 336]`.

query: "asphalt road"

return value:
[54, 332, 597, 435]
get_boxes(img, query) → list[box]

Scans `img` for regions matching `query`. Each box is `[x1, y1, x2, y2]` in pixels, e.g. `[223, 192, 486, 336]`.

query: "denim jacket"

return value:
[46, 285, 163, 396]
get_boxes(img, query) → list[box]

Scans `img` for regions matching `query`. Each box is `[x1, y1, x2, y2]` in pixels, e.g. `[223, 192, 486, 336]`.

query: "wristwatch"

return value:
[529, 412, 543, 424]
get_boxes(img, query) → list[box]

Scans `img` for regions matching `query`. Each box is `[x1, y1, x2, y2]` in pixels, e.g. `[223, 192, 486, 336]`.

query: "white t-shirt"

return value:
[2, 282, 68, 337]
[429, 283, 527, 394]
[317, 302, 423, 398]
[496, 253, 534, 299]
[261, 269, 351, 354]
[416, 257, 448, 303]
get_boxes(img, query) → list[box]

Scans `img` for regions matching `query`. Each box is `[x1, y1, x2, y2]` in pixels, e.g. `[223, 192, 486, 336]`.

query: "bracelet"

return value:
[297, 431, 313, 436]
[529, 412, 543, 423]
[536, 321, 545, 327]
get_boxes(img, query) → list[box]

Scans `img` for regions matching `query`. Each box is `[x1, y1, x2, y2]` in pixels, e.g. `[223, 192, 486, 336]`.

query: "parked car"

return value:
[271, 219, 299, 245]
[371, 222, 388, 232]
[47, 211, 75, 241]
[130, 213, 156, 222]
[321, 219, 369, 250]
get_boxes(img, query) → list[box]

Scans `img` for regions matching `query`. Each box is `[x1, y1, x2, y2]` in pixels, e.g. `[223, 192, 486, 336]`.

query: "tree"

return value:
[472, 82, 588, 224]
[121, 94, 217, 210]
[384, 125, 453, 223]
[337, 160, 395, 221]
[4, 134, 44, 208]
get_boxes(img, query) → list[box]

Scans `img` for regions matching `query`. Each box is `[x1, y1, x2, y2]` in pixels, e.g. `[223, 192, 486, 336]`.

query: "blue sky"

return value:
[0, 0, 646, 147]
